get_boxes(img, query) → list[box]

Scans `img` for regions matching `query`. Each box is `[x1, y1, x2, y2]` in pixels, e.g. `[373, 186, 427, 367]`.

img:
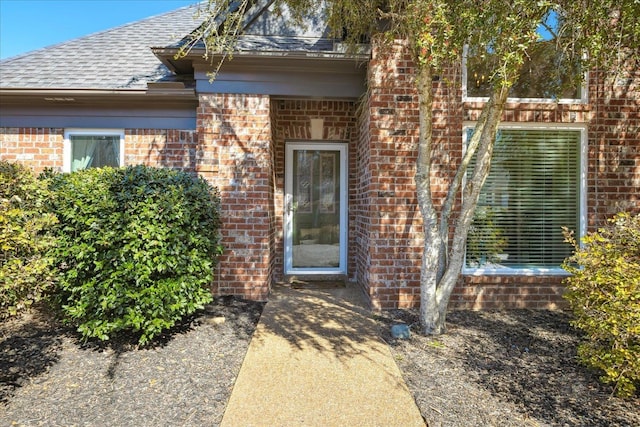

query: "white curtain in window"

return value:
[71, 136, 98, 171]
[465, 129, 581, 270]
[70, 135, 119, 171]
[110, 139, 119, 164]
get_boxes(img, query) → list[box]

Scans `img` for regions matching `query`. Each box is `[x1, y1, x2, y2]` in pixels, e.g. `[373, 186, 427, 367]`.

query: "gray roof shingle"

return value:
[0, 2, 348, 92]
[0, 4, 204, 90]
[165, 2, 341, 57]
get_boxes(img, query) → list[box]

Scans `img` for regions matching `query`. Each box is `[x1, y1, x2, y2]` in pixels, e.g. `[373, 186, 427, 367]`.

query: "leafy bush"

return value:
[467, 206, 508, 267]
[0, 161, 57, 318]
[563, 213, 640, 397]
[49, 165, 222, 345]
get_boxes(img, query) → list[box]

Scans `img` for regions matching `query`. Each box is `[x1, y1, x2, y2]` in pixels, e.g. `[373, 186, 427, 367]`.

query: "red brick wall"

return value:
[362, 43, 421, 309]
[0, 127, 64, 171]
[452, 64, 640, 309]
[451, 276, 567, 309]
[268, 101, 280, 290]
[125, 129, 199, 171]
[0, 127, 200, 173]
[355, 91, 374, 304]
[197, 93, 274, 300]
[588, 66, 640, 222]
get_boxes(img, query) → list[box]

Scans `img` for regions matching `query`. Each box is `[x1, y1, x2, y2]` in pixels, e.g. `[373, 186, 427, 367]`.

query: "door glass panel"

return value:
[292, 149, 340, 269]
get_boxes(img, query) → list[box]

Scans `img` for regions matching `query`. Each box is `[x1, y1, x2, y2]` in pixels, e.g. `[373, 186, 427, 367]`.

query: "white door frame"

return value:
[284, 142, 348, 275]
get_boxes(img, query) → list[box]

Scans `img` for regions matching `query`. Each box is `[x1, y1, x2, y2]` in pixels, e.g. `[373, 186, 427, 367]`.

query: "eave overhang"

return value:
[0, 86, 197, 108]
[151, 45, 371, 75]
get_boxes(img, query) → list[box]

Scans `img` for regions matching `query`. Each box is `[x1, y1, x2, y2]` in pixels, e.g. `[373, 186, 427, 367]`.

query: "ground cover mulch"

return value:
[2, 300, 639, 426]
[1, 297, 264, 427]
[378, 309, 640, 427]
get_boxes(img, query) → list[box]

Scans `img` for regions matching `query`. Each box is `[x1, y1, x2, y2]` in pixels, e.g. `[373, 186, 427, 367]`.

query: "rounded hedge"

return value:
[0, 161, 57, 318]
[563, 212, 640, 397]
[49, 165, 223, 345]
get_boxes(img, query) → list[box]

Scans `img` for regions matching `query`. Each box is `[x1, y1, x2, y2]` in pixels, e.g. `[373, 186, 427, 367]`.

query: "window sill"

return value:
[462, 267, 571, 277]
[463, 96, 588, 105]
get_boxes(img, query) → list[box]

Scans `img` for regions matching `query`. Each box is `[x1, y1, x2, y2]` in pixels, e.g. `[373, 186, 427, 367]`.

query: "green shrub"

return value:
[0, 161, 57, 318]
[467, 206, 508, 267]
[563, 212, 640, 397]
[49, 165, 222, 345]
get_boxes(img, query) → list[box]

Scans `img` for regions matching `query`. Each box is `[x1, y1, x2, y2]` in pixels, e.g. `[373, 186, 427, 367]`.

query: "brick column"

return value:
[361, 42, 424, 309]
[198, 93, 274, 300]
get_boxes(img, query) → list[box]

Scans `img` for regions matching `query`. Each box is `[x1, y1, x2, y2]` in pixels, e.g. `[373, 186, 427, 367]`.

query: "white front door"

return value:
[284, 143, 348, 275]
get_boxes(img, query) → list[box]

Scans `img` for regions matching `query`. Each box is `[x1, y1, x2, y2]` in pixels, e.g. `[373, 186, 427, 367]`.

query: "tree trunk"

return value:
[419, 81, 511, 335]
[415, 65, 445, 334]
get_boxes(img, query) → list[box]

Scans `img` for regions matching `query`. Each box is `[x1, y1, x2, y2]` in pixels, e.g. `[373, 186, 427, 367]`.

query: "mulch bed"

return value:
[1, 297, 264, 427]
[2, 301, 639, 426]
[378, 309, 640, 427]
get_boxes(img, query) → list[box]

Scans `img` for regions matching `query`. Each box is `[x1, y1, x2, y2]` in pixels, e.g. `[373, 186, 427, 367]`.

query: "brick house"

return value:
[1, 3, 638, 310]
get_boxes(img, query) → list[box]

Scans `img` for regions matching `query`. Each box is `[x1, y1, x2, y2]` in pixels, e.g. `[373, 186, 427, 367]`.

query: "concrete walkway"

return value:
[220, 283, 426, 427]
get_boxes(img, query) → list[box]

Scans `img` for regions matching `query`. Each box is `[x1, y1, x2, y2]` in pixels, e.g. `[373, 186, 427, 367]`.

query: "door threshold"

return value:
[281, 275, 347, 289]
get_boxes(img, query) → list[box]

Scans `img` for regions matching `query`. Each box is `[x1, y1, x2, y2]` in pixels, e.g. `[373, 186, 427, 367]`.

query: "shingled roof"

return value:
[171, 1, 335, 53]
[0, 1, 351, 93]
[0, 4, 203, 90]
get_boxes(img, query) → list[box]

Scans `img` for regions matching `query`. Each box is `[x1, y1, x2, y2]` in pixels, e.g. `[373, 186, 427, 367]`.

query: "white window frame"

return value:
[63, 129, 125, 173]
[461, 122, 587, 276]
[461, 46, 589, 105]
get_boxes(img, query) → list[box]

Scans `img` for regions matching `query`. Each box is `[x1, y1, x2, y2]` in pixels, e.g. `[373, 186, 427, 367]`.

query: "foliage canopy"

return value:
[563, 213, 640, 398]
[48, 165, 223, 345]
[0, 161, 57, 319]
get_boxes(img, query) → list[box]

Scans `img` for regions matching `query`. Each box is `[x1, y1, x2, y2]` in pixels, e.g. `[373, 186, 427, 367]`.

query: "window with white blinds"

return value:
[464, 128, 582, 272]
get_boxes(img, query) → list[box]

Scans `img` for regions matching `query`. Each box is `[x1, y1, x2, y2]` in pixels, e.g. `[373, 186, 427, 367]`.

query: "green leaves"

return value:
[0, 161, 57, 319]
[49, 165, 223, 345]
[563, 213, 640, 397]
[555, 0, 640, 72]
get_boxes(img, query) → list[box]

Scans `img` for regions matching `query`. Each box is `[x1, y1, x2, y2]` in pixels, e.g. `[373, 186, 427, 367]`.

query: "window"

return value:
[64, 130, 124, 172]
[463, 126, 586, 274]
[464, 11, 585, 102]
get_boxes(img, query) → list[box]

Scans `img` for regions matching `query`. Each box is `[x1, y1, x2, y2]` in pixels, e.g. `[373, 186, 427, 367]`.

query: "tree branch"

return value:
[436, 85, 510, 307]
[437, 96, 491, 270]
